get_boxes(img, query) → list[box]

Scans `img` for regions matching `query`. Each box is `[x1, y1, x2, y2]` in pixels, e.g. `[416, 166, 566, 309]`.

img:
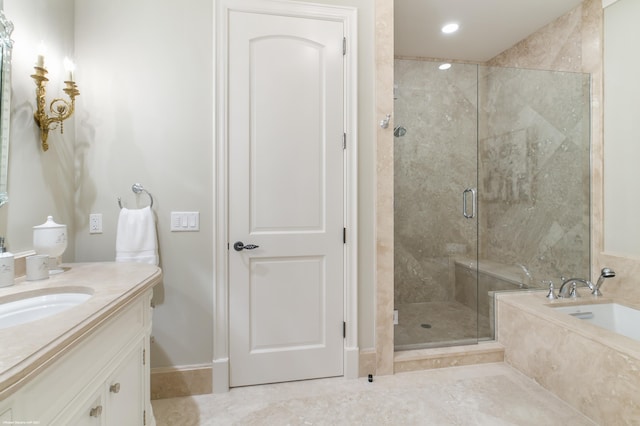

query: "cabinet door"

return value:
[63, 388, 105, 426]
[106, 339, 144, 426]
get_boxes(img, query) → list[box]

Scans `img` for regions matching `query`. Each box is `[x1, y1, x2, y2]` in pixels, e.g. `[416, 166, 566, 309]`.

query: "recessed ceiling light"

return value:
[439, 63, 452, 70]
[441, 23, 459, 34]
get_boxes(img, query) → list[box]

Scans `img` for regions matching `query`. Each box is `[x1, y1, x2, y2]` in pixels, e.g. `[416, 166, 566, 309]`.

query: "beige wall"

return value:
[598, 0, 640, 300]
[1, 0, 377, 373]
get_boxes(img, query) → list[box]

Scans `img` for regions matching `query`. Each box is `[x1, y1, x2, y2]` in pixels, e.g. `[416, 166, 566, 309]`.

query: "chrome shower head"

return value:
[593, 267, 616, 296]
[394, 126, 407, 137]
[600, 267, 616, 278]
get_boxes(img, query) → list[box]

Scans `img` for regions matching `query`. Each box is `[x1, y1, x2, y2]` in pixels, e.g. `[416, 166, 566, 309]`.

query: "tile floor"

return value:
[151, 363, 595, 425]
[394, 302, 491, 350]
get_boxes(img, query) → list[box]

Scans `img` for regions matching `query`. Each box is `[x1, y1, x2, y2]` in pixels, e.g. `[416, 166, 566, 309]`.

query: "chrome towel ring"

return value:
[118, 183, 154, 209]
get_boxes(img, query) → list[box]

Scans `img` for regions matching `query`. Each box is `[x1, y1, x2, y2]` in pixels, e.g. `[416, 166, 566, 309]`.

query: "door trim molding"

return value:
[213, 0, 358, 392]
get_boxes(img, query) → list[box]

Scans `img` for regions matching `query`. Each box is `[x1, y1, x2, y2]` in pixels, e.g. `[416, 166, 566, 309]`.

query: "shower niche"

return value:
[393, 60, 591, 350]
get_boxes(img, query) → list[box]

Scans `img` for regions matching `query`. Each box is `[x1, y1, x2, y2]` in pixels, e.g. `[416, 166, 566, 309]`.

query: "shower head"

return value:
[394, 126, 407, 137]
[593, 267, 615, 296]
[600, 267, 616, 278]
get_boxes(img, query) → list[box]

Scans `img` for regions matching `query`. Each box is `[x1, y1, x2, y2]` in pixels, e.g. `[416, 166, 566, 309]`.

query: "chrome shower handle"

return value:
[462, 188, 476, 219]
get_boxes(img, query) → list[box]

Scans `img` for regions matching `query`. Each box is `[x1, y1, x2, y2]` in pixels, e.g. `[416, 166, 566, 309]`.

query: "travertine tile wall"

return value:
[388, 0, 604, 352]
[379, 0, 607, 373]
[477, 67, 591, 284]
[487, 0, 605, 285]
[394, 60, 478, 305]
[394, 62, 591, 307]
[375, 0, 395, 376]
[497, 292, 640, 424]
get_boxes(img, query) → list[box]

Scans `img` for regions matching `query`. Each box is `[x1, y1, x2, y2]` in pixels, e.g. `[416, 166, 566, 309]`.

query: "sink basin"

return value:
[0, 291, 92, 329]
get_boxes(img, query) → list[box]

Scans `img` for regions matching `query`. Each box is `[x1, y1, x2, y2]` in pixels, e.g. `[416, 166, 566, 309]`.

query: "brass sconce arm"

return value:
[31, 65, 80, 151]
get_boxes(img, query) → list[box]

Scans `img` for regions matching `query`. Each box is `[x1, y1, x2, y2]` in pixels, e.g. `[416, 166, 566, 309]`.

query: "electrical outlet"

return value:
[393, 309, 399, 325]
[89, 213, 103, 234]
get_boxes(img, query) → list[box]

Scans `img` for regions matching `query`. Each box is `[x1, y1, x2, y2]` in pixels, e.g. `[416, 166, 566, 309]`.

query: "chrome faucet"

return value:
[558, 268, 616, 298]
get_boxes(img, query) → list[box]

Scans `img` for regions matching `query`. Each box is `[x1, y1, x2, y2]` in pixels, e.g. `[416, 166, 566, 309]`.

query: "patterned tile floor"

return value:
[151, 363, 595, 425]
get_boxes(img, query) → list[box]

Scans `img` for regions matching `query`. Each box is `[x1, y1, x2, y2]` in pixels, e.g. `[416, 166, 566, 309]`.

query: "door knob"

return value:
[233, 241, 260, 251]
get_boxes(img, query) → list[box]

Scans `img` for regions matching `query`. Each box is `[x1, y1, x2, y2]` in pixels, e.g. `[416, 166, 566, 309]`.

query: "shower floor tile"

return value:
[151, 363, 595, 425]
[394, 301, 491, 350]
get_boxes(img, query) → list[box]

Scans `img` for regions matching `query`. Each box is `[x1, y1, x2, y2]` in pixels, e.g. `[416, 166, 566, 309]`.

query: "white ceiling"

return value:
[395, 0, 584, 62]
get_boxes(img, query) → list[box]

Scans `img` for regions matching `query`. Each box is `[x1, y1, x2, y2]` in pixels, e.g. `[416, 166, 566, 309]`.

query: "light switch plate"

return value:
[170, 212, 199, 232]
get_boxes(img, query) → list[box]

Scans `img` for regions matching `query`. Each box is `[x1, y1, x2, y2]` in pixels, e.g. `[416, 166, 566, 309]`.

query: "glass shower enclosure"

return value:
[393, 60, 591, 350]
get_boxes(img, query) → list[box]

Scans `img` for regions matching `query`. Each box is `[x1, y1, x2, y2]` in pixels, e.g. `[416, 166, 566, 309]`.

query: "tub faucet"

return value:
[558, 268, 616, 298]
[558, 278, 592, 298]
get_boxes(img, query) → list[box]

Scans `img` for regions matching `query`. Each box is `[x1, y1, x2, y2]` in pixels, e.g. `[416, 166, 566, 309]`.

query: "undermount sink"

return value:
[0, 290, 93, 329]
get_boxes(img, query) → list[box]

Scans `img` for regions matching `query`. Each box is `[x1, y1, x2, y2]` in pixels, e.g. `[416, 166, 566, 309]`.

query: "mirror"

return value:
[0, 10, 12, 207]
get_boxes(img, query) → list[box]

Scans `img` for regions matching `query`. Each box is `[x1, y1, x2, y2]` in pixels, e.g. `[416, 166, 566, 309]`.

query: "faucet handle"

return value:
[543, 280, 557, 300]
[569, 282, 581, 298]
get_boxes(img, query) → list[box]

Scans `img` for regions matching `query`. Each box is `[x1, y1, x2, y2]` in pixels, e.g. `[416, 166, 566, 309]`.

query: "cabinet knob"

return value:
[110, 382, 121, 393]
[89, 405, 103, 417]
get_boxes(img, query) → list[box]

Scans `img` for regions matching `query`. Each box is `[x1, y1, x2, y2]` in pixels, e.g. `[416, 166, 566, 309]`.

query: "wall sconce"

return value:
[30, 54, 80, 151]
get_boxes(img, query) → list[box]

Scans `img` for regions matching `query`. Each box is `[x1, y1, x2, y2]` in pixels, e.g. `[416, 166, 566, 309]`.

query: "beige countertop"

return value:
[0, 262, 162, 400]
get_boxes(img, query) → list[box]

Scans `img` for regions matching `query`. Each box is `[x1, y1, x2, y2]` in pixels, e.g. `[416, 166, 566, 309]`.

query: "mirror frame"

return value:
[0, 10, 13, 207]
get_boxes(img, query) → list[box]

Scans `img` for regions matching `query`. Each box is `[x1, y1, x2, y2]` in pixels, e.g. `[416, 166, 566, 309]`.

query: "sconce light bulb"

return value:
[63, 57, 76, 81]
[36, 41, 47, 68]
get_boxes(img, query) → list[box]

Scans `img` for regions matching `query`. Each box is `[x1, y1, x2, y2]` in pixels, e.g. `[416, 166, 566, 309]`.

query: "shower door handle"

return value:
[462, 188, 476, 219]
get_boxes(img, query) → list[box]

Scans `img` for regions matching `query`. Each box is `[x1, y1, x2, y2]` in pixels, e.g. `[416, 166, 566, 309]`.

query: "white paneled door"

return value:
[227, 9, 345, 387]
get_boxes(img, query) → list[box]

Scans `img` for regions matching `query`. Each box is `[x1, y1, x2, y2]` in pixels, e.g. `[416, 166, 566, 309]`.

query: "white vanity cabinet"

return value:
[59, 338, 145, 425]
[0, 288, 155, 425]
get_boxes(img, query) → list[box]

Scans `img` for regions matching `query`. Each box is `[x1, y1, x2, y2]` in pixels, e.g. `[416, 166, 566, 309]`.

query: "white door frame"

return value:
[213, 0, 358, 393]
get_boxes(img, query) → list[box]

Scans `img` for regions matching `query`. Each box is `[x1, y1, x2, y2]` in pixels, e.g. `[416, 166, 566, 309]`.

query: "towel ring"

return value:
[118, 183, 154, 209]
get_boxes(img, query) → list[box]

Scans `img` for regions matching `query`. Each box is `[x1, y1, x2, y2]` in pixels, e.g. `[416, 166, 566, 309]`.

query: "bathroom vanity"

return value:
[0, 262, 161, 425]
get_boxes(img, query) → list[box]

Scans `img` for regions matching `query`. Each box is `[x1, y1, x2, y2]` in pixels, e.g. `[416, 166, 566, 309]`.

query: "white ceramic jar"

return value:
[33, 216, 67, 273]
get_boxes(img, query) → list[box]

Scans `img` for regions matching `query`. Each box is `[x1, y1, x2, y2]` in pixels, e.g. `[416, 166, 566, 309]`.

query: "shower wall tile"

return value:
[394, 59, 478, 306]
[375, 0, 395, 376]
[395, 61, 591, 304]
[478, 67, 591, 283]
[487, 5, 583, 72]
[486, 0, 605, 285]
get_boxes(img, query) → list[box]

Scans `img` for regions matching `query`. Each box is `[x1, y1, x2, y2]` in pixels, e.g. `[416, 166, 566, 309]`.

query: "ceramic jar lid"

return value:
[33, 216, 66, 230]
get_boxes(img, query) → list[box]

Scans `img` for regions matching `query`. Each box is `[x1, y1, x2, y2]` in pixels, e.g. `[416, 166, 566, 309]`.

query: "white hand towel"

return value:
[115, 206, 159, 265]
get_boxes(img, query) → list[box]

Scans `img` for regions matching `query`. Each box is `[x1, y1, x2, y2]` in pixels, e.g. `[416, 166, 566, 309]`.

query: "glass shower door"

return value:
[394, 60, 479, 350]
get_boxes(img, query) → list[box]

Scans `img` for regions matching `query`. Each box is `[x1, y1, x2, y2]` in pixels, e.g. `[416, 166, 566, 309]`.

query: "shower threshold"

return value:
[394, 341, 505, 373]
[394, 337, 493, 352]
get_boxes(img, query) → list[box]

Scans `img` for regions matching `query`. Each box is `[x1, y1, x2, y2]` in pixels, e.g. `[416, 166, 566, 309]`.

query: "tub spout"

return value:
[558, 278, 593, 298]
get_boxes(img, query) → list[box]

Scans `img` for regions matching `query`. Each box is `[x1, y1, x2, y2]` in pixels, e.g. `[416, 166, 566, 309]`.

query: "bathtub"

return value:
[496, 292, 640, 424]
[553, 302, 640, 341]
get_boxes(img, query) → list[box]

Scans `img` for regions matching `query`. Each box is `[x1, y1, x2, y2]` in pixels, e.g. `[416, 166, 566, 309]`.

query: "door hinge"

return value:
[343, 37, 346, 55]
[343, 321, 346, 338]
[343, 133, 347, 149]
[143, 348, 146, 365]
[343, 227, 346, 244]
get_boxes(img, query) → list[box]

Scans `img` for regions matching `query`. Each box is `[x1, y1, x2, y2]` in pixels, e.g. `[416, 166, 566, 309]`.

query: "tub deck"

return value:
[497, 291, 640, 424]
